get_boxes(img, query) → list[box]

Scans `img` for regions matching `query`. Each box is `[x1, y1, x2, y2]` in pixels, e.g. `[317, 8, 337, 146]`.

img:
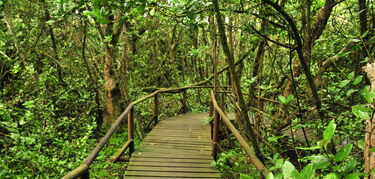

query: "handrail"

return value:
[62, 85, 212, 179]
[209, 90, 271, 178]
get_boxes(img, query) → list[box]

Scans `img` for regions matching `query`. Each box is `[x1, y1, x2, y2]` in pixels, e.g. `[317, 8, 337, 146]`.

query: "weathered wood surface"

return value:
[125, 112, 221, 178]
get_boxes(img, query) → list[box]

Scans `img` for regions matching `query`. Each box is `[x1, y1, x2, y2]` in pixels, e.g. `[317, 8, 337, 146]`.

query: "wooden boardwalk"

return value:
[125, 112, 221, 178]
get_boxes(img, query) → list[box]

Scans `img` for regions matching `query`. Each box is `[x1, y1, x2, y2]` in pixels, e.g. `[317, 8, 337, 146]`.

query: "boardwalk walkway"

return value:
[125, 112, 221, 178]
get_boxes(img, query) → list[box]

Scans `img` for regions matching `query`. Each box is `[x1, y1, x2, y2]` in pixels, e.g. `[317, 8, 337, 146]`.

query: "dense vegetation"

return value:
[0, 0, 374, 178]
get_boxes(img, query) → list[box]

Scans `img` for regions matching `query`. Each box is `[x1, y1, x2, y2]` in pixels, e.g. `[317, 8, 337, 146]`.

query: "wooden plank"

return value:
[127, 161, 214, 168]
[134, 148, 211, 155]
[129, 157, 213, 163]
[126, 165, 218, 173]
[125, 171, 221, 178]
[125, 112, 220, 178]
[132, 155, 212, 161]
[138, 146, 211, 152]
[142, 139, 211, 145]
[131, 152, 212, 159]
[140, 143, 210, 148]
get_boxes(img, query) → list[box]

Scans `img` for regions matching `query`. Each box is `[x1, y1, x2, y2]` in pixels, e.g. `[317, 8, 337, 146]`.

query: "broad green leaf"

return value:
[352, 39, 361, 42]
[136, 4, 146, 13]
[370, 147, 375, 152]
[324, 173, 339, 179]
[278, 95, 286, 104]
[83, 10, 94, 16]
[318, 139, 330, 147]
[344, 173, 359, 179]
[334, 144, 353, 162]
[352, 105, 372, 119]
[296, 146, 321, 150]
[360, 86, 375, 103]
[240, 174, 253, 179]
[310, 155, 330, 169]
[82, 9, 110, 24]
[282, 161, 298, 178]
[323, 120, 336, 141]
[361, 57, 370, 63]
[22, 100, 35, 109]
[338, 51, 351, 57]
[361, 30, 369, 38]
[278, 95, 294, 105]
[340, 159, 357, 174]
[339, 80, 350, 87]
[347, 72, 355, 80]
[299, 164, 315, 179]
[149, 8, 156, 16]
[346, 89, 357, 96]
[357, 139, 365, 150]
[285, 94, 294, 104]
[352, 76, 363, 85]
[266, 173, 274, 179]
[268, 136, 278, 142]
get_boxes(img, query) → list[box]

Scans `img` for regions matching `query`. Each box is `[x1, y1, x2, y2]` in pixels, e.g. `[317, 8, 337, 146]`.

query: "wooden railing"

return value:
[209, 90, 271, 178]
[62, 86, 212, 179]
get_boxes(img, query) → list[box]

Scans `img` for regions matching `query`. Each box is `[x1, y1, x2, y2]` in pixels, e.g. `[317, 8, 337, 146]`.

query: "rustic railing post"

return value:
[154, 93, 159, 124]
[182, 90, 188, 114]
[128, 106, 134, 156]
[212, 104, 220, 160]
[209, 94, 213, 117]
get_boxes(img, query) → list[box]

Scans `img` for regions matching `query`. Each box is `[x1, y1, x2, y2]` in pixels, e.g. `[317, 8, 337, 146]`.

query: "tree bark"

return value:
[283, 0, 339, 97]
[212, 0, 262, 157]
[263, 0, 325, 121]
[97, 12, 125, 125]
[363, 63, 375, 179]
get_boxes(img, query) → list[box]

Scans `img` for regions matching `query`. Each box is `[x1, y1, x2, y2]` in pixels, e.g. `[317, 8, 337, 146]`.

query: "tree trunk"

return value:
[363, 63, 375, 179]
[213, 0, 262, 157]
[99, 13, 125, 125]
[283, 0, 338, 97]
[103, 48, 123, 126]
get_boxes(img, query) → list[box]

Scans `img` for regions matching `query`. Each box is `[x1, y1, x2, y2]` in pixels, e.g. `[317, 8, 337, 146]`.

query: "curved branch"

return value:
[262, 0, 325, 121]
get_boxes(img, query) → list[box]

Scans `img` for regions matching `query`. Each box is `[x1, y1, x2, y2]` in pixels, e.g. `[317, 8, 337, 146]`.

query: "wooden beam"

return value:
[210, 91, 270, 178]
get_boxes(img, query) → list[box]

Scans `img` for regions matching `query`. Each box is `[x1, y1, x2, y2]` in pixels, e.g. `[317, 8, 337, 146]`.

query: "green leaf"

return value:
[324, 173, 340, 179]
[361, 30, 369, 39]
[240, 174, 253, 179]
[357, 139, 365, 150]
[370, 147, 375, 152]
[318, 139, 330, 147]
[268, 136, 278, 142]
[278, 95, 294, 105]
[334, 144, 353, 162]
[22, 100, 35, 109]
[340, 159, 357, 174]
[299, 164, 315, 179]
[352, 105, 372, 119]
[345, 173, 359, 179]
[360, 86, 375, 103]
[339, 80, 350, 87]
[296, 146, 321, 150]
[323, 120, 336, 141]
[310, 155, 330, 169]
[346, 89, 357, 96]
[266, 173, 274, 179]
[347, 72, 355, 80]
[282, 161, 298, 178]
[278, 95, 286, 104]
[82, 9, 110, 24]
[352, 75, 363, 85]
[149, 8, 155, 16]
[352, 39, 361, 42]
[285, 94, 294, 104]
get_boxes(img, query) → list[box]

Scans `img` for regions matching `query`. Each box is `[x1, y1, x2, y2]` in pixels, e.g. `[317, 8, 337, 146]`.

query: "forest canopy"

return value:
[0, 0, 374, 178]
